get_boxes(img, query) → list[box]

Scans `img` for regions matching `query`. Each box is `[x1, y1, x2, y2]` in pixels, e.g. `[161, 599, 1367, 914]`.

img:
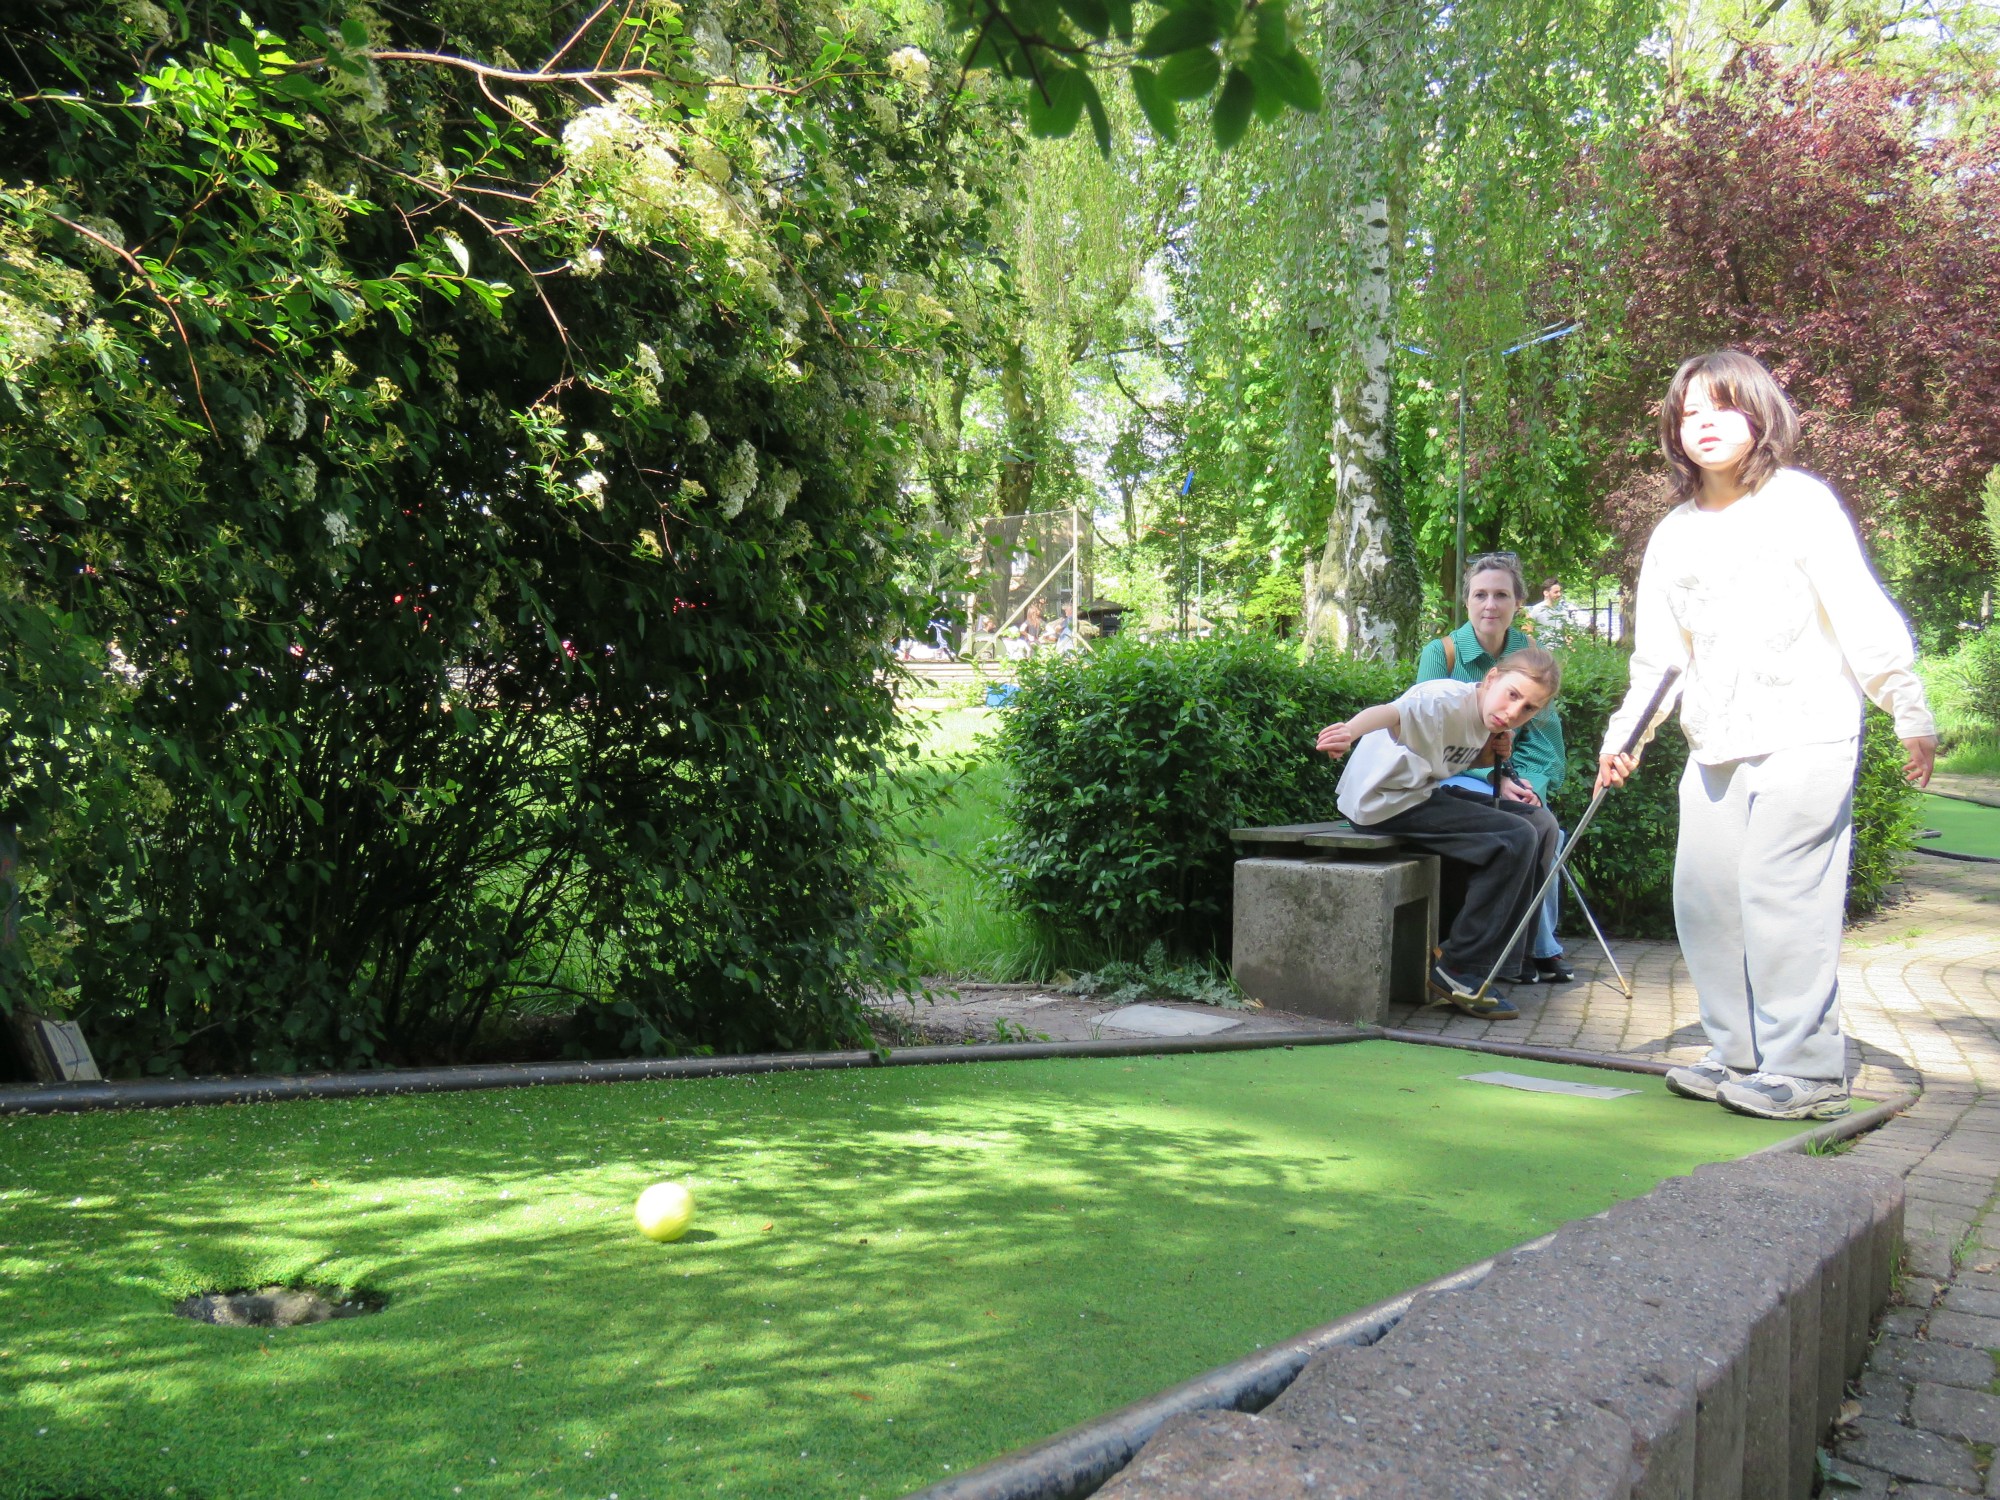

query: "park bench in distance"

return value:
[1229, 823, 1439, 1025]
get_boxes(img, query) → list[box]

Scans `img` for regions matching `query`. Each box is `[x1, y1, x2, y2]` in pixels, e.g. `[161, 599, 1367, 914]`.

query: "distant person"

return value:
[1315, 646, 1563, 1020]
[1597, 349, 1937, 1121]
[1527, 579, 1570, 643]
[1415, 554, 1573, 986]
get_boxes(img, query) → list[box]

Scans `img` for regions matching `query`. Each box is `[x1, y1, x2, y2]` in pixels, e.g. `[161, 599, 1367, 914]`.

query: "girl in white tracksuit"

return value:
[1597, 350, 1937, 1121]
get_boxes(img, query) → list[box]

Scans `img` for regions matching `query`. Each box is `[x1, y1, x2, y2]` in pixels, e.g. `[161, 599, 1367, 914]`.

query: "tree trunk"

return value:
[1302, 10, 1422, 660]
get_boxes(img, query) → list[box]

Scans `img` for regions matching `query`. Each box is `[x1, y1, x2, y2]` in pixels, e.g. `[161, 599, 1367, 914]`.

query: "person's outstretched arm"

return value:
[1316, 703, 1401, 760]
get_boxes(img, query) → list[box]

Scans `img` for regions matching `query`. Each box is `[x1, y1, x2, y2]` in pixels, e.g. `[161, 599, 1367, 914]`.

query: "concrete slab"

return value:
[1094, 1004, 1244, 1037]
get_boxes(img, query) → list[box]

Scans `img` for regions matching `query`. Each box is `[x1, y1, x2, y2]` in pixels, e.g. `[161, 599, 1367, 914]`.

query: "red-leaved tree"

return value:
[1589, 55, 2000, 570]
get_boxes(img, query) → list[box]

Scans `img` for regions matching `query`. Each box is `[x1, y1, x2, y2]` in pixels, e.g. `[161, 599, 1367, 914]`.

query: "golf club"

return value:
[1470, 666, 1682, 1006]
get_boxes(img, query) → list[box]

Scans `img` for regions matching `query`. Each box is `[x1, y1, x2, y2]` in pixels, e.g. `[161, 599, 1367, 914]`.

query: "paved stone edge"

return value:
[906, 1143, 1899, 1500]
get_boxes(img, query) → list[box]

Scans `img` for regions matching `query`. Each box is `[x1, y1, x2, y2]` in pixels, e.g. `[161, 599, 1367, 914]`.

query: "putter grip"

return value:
[1616, 667, 1684, 759]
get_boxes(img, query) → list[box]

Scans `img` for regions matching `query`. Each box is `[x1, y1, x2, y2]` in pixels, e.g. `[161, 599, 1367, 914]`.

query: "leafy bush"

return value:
[1917, 631, 2000, 754]
[1551, 637, 1918, 934]
[990, 635, 1400, 958]
[0, 1, 1002, 1074]
[992, 633, 1921, 962]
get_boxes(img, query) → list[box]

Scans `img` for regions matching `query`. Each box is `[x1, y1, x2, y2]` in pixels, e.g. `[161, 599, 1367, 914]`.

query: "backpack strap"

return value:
[1439, 634, 1457, 674]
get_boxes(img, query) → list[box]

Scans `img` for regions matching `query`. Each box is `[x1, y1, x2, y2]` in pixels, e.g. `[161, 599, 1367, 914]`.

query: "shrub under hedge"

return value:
[995, 633, 1918, 955]
[989, 636, 1401, 959]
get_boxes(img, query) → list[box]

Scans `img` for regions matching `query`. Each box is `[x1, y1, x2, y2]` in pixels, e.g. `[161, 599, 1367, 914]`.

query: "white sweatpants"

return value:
[1674, 738, 1857, 1082]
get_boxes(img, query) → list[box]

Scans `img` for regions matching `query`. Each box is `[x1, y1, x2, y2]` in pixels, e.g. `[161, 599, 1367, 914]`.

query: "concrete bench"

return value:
[1229, 822, 1439, 1024]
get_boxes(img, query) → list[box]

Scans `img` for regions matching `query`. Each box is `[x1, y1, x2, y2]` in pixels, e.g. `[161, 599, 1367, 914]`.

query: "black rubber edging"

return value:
[1914, 845, 2000, 865]
[1378, 1027, 1674, 1076]
[902, 1240, 1545, 1500]
[0, 1028, 1381, 1116]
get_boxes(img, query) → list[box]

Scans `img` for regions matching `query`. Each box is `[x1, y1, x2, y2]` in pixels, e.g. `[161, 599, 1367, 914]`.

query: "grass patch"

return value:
[1939, 738, 2000, 779]
[1919, 793, 2000, 859]
[0, 1042, 1797, 1500]
[891, 707, 1077, 981]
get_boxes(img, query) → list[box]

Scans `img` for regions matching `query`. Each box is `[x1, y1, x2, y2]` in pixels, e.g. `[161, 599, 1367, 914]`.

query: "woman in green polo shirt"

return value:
[1414, 552, 1573, 984]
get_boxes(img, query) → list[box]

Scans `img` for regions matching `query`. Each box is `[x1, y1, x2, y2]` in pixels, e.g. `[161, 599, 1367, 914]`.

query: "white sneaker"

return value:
[1664, 1054, 1742, 1103]
[1715, 1071, 1851, 1121]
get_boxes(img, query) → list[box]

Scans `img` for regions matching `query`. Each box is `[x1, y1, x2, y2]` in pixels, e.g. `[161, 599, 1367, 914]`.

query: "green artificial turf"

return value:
[1920, 792, 2000, 858]
[0, 1041, 1798, 1499]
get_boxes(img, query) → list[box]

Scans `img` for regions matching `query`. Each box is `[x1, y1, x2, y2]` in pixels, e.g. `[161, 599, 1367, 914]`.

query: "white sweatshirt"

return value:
[1338, 679, 1493, 825]
[1601, 468, 1935, 765]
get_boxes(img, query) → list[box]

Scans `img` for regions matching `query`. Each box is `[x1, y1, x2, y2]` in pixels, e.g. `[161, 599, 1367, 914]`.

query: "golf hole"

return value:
[172, 1285, 386, 1329]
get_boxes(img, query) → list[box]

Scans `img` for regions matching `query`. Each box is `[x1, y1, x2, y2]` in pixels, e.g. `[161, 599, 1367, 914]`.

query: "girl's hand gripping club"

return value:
[1469, 667, 1683, 1007]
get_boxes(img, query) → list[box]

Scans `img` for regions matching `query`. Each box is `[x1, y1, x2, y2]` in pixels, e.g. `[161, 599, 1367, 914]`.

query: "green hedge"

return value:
[995, 634, 1919, 955]
[990, 636, 1401, 958]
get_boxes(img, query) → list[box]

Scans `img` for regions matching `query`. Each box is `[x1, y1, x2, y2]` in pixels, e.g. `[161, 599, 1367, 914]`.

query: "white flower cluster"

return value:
[686, 411, 710, 444]
[577, 470, 609, 507]
[0, 288, 61, 371]
[758, 466, 802, 516]
[324, 508, 355, 548]
[282, 390, 308, 441]
[886, 46, 931, 85]
[714, 440, 758, 519]
[239, 409, 266, 459]
[293, 455, 318, 503]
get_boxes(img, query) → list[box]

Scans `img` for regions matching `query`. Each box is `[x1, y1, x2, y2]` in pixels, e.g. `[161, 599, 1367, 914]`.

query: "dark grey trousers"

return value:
[1370, 789, 1560, 979]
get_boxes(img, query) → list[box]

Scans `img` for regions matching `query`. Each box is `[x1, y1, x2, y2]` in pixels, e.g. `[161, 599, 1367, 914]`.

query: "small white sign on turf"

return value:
[1461, 1070, 1638, 1099]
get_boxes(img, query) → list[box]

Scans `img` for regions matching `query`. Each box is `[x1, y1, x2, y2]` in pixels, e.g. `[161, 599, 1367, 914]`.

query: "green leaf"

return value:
[1157, 46, 1220, 100]
[1243, 57, 1286, 121]
[1105, 0, 1136, 40]
[1211, 65, 1254, 149]
[1025, 65, 1086, 139]
[1057, 0, 1112, 37]
[1130, 66, 1180, 143]
[339, 17, 370, 48]
[1079, 72, 1111, 155]
[1139, 3, 1224, 58]
[1263, 49, 1322, 112]
[1255, 0, 1290, 52]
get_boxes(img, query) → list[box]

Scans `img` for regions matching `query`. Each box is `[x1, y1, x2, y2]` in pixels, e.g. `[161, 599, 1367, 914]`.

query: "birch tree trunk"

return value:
[1301, 2, 1422, 660]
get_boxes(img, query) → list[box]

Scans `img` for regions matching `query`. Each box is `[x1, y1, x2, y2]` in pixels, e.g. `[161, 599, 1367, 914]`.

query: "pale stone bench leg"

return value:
[1231, 854, 1440, 1024]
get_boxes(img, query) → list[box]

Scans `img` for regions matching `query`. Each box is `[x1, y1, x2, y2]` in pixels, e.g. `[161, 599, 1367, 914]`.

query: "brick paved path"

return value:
[1393, 852, 2000, 1498]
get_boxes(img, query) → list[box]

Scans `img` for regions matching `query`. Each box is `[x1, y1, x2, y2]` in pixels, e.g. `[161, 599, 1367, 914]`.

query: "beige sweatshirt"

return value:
[1602, 468, 1935, 765]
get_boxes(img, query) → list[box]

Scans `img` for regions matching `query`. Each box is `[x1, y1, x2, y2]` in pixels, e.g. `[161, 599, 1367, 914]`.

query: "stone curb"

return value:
[907, 1127, 1905, 1500]
[1092, 1153, 1899, 1500]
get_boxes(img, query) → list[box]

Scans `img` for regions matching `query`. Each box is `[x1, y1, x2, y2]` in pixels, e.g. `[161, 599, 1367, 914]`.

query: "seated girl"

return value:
[1313, 646, 1562, 1019]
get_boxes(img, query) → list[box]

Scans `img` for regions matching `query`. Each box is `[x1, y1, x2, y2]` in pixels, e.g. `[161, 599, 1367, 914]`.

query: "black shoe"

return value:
[1501, 968, 1539, 985]
[1535, 956, 1575, 984]
[1429, 963, 1521, 1020]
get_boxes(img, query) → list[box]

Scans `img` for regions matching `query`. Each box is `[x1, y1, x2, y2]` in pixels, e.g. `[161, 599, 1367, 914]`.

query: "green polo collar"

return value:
[1451, 620, 1527, 676]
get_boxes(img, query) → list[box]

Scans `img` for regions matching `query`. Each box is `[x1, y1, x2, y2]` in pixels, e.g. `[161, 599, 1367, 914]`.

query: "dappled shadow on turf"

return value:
[0, 1044, 1794, 1500]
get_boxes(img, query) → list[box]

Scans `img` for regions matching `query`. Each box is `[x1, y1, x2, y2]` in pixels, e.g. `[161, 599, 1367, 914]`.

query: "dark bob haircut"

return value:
[1660, 350, 1801, 505]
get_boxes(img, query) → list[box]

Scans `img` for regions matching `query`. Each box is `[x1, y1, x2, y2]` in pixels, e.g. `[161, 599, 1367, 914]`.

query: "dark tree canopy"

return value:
[1591, 54, 2000, 572]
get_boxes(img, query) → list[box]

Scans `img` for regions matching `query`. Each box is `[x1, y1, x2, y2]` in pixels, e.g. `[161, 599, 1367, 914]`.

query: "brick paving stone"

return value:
[1839, 1417, 1983, 1488]
[1942, 1285, 2000, 1318]
[1826, 1461, 1897, 1498]
[1911, 1382, 2000, 1443]
[1929, 1311, 2000, 1350]
[1856, 1368, 1912, 1417]
[1894, 1486, 1985, 1500]
[1871, 1336, 2000, 1390]
[1899, 1277, 1948, 1308]
[1882, 1306, 1933, 1339]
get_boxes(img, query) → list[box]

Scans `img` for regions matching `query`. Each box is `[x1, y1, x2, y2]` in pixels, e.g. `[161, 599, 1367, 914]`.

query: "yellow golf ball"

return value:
[634, 1182, 694, 1242]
